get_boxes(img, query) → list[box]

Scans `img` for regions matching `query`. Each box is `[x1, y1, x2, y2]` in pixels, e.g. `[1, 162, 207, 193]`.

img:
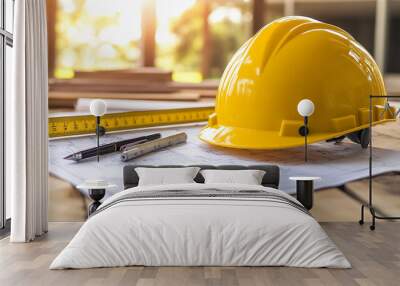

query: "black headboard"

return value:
[123, 165, 280, 189]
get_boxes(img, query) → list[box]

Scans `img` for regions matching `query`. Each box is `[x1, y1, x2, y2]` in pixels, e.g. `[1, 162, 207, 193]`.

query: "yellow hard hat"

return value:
[199, 16, 395, 150]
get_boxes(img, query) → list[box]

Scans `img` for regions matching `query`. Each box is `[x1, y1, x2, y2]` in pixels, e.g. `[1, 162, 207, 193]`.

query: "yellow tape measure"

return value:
[49, 106, 214, 138]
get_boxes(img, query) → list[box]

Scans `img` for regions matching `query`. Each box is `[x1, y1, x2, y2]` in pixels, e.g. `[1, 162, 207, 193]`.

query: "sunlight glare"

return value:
[155, 0, 196, 44]
[209, 7, 243, 24]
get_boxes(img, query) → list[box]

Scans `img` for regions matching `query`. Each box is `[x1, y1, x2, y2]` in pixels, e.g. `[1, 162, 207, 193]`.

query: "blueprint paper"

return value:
[49, 124, 400, 198]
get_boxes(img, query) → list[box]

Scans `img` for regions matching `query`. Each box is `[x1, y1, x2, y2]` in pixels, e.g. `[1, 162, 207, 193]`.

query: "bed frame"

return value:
[123, 165, 280, 189]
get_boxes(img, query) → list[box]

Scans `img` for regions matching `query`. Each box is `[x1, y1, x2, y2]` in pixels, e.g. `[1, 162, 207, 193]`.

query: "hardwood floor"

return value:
[0, 222, 399, 286]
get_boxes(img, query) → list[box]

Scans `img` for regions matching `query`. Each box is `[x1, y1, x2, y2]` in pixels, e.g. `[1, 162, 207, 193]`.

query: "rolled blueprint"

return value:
[121, 132, 187, 162]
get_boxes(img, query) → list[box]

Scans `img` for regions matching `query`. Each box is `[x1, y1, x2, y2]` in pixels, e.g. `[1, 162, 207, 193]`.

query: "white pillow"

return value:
[135, 167, 200, 186]
[200, 169, 266, 185]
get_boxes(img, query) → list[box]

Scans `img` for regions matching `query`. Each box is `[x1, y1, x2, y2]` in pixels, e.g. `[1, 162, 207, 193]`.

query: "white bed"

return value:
[50, 183, 350, 269]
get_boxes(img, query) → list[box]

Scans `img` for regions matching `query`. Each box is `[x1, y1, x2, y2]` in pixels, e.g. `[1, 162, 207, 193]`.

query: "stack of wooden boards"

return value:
[49, 68, 218, 108]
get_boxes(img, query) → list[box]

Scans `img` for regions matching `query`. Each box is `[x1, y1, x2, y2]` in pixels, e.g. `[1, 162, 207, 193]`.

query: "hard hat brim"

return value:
[199, 119, 395, 150]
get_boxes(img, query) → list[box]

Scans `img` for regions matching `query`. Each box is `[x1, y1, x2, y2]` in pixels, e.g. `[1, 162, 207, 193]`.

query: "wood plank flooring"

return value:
[1, 222, 399, 286]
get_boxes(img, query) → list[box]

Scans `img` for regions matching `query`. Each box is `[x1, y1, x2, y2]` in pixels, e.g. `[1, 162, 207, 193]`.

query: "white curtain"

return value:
[7, 0, 48, 242]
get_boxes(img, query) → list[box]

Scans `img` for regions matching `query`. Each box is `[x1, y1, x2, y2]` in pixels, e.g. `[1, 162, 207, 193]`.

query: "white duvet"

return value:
[50, 183, 350, 269]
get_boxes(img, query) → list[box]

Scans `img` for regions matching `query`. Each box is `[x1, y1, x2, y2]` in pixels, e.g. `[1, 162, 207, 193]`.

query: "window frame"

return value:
[0, 0, 13, 233]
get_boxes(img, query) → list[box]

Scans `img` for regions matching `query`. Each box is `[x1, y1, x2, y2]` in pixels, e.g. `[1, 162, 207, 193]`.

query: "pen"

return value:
[121, 132, 187, 162]
[64, 133, 161, 161]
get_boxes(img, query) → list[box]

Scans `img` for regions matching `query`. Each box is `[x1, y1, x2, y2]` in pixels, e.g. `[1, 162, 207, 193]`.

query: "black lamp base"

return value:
[296, 180, 314, 210]
[88, 188, 106, 216]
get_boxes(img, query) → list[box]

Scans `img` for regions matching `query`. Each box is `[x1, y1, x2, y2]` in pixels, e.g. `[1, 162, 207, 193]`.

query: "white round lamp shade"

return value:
[90, 99, 107, 117]
[297, 99, 315, 117]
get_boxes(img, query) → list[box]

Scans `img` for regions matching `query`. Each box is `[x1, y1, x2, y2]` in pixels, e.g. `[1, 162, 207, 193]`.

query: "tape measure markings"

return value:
[48, 106, 214, 138]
